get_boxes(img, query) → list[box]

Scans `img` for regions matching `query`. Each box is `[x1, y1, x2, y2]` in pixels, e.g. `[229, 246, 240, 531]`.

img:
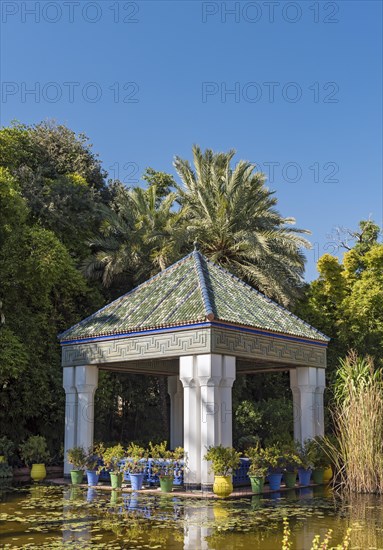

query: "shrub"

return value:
[203, 445, 241, 477]
[20, 436, 50, 466]
[67, 446, 87, 470]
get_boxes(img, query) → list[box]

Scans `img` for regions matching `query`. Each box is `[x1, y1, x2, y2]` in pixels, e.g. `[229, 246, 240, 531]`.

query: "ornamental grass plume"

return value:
[326, 351, 383, 493]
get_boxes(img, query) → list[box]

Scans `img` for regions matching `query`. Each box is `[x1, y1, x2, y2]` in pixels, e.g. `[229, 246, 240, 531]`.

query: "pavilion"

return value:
[59, 246, 329, 490]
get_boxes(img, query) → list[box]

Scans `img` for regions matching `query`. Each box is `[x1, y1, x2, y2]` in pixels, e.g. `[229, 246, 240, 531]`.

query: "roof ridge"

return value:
[193, 250, 215, 321]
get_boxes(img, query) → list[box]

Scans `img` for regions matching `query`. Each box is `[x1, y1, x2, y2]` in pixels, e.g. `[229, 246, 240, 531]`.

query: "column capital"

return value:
[63, 366, 76, 394]
[74, 365, 98, 392]
[76, 384, 97, 395]
[179, 374, 198, 389]
[298, 384, 317, 393]
[198, 375, 222, 387]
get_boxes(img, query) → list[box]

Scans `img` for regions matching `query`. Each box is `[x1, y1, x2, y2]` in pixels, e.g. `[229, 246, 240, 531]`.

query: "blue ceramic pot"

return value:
[268, 473, 283, 491]
[129, 472, 145, 491]
[298, 468, 312, 486]
[86, 470, 99, 486]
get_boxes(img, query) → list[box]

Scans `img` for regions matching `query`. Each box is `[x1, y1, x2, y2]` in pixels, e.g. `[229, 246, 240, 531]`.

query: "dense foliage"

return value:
[1, 120, 380, 460]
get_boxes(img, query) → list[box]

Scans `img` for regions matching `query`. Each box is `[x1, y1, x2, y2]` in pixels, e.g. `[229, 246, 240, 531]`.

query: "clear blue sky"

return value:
[1, 0, 382, 280]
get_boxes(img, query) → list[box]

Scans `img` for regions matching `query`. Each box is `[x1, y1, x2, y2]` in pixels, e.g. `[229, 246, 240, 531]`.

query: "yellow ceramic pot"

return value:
[31, 463, 46, 482]
[323, 466, 333, 483]
[213, 475, 233, 498]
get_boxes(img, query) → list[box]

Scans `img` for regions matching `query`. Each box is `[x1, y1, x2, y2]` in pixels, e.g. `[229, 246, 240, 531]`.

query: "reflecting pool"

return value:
[1, 483, 383, 549]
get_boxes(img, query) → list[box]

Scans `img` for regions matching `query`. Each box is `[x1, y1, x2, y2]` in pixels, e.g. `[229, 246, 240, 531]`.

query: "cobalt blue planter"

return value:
[298, 468, 312, 486]
[268, 473, 283, 491]
[86, 470, 99, 486]
[129, 472, 145, 491]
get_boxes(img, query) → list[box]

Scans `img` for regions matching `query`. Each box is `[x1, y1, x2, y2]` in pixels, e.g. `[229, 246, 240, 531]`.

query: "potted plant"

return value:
[125, 443, 148, 491]
[295, 439, 315, 486]
[20, 435, 50, 481]
[203, 445, 241, 498]
[282, 442, 302, 488]
[149, 441, 184, 493]
[67, 446, 87, 485]
[309, 436, 331, 484]
[85, 444, 103, 486]
[262, 444, 285, 491]
[99, 444, 125, 489]
[247, 444, 267, 494]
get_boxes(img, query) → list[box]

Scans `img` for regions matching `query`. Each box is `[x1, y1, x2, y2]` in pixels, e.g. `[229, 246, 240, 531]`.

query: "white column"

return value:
[219, 356, 236, 447]
[75, 365, 98, 453]
[180, 354, 236, 489]
[290, 369, 301, 443]
[315, 368, 326, 436]
[198, 354, 223, 488]
[63, 367, 77, 476]
[180, 356, 201, 488]
[168, 375, 184, 449]
[290, 367, 318, 443]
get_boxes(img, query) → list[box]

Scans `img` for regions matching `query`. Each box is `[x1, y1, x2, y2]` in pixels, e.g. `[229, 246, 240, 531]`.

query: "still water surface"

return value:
[1, 483, 383, 549]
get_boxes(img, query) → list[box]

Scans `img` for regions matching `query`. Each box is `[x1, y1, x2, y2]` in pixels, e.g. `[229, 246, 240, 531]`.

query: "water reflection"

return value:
[2, 484, 383, 549]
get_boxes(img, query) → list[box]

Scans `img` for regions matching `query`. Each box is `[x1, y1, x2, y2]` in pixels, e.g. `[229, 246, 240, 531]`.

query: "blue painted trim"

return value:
[60, 320, 328, 347]
[60, 321, 211, 345]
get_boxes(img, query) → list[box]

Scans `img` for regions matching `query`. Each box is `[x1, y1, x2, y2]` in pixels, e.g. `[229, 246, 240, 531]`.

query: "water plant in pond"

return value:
[282, 517, 352, 550]
[328, 351, 383, 494]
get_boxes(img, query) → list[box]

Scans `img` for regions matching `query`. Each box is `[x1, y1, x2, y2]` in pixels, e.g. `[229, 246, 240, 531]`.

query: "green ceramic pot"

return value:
[110, 472, 123, 489]
[159, 475, 173, 493]
[249, 476, 264, 494]
[70, 470, 84, 485]
[312, 468, 325, 484]
[283, 471, 297, 488]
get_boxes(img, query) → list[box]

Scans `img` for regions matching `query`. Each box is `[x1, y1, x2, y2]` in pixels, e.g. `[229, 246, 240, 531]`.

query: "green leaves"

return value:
[203, 445, 241, 476]
[174, 145, 311, 306]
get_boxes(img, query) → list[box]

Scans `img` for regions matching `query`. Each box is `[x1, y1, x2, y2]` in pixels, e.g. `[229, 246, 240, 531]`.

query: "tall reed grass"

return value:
[326, 351, 383, 493]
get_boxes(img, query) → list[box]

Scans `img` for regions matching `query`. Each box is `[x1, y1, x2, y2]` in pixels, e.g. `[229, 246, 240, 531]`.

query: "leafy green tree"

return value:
[84, 184, 184, 291]
[0, 121, 109, 259]
[0, 225, 102, 448]
[174, 145, 311, 306]
[0, 167, 28, 246]
[296, 219, 383, 379]
[141, 167, 177, 202]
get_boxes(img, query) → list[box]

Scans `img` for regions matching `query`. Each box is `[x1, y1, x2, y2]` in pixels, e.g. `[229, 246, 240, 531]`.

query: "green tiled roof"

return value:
[59, 251, 329, 343]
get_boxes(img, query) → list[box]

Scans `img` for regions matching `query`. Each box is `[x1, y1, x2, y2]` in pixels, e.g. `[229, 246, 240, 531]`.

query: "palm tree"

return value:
[174, 145, 311, 306]
[83, 183, 184, 290]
